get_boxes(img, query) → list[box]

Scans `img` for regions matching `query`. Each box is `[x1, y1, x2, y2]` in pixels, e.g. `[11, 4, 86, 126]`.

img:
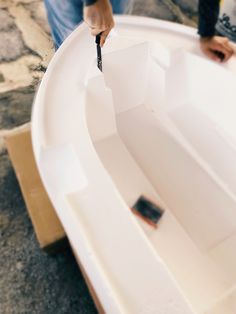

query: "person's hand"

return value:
[200, 36, 234, 62]
[83, 0, 114, 46]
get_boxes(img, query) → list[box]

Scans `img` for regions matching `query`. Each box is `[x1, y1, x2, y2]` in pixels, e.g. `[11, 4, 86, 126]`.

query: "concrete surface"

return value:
[0, 1, 197, 313]
[0, 9, 28, 62]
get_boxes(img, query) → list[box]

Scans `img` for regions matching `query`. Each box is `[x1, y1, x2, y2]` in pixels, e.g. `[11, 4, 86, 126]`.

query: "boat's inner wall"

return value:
[85, 42, 236, 312]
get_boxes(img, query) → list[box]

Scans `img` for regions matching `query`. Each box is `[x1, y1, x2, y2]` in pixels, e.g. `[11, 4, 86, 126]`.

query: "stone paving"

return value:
[0, 1, 197, 313]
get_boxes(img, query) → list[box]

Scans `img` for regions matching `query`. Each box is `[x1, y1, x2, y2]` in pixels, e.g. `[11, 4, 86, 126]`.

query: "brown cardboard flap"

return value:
[5, 124, 66, 251]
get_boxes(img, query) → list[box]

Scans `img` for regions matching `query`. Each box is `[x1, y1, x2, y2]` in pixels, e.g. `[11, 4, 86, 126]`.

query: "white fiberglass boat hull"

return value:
[32, 16, 236, 314]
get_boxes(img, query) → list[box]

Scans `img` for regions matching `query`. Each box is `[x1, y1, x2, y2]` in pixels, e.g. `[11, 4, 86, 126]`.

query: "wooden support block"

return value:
[5, 123, 66, 253]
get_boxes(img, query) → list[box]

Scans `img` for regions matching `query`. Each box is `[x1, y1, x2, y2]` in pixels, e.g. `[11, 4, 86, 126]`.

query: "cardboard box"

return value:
[5, 124, 67, 253]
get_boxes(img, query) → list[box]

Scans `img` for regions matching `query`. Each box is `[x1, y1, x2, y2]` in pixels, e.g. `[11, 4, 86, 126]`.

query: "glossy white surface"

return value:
[32, 16, 236, 313]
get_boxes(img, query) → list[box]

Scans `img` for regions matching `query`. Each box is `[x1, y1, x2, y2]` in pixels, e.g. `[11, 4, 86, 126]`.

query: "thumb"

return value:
[100, 29, 110, 47]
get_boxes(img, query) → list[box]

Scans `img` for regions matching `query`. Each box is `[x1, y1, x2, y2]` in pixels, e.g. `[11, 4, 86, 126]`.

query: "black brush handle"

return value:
[95, 34, 102, 72]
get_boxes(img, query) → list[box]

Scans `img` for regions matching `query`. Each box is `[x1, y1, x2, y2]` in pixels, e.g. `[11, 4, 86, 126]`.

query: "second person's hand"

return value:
[200, 36, 235, 62]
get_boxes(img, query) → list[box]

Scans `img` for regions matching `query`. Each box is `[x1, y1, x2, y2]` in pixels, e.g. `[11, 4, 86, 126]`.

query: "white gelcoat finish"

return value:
[32, 16, 236, 314]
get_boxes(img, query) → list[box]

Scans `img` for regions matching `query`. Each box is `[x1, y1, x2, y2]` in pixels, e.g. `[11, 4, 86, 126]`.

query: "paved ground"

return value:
[0, 1, 197, 313]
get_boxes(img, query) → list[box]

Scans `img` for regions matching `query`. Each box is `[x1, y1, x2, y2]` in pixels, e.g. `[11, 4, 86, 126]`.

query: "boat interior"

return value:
[85, 39, 236, 313]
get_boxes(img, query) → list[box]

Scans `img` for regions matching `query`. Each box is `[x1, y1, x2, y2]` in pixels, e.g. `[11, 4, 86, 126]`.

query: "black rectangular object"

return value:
[132, 196, 164, 225]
